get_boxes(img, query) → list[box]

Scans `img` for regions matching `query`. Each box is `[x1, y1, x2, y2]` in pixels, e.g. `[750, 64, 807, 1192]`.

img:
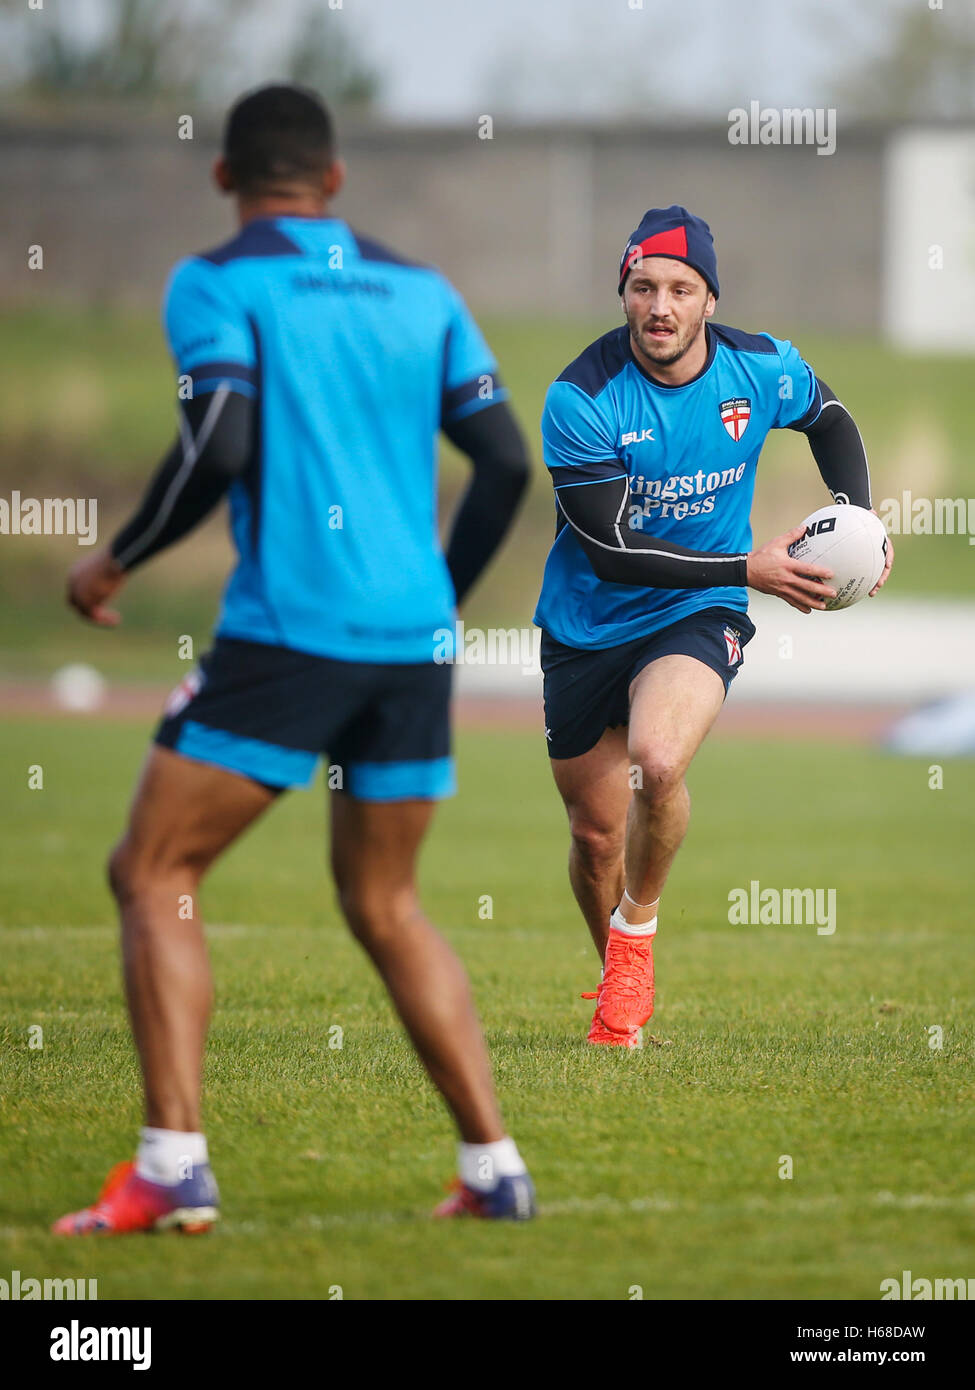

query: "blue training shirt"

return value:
[163, 216, 505, 663]
[533, 322, 823, 649]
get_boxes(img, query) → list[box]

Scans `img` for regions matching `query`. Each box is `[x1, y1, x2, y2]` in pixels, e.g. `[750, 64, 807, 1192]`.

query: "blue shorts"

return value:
[540, 606, 756, 760]
[155, 637, 454, 800]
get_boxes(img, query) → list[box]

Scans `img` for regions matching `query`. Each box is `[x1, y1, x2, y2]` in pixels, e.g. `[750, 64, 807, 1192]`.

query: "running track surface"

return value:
[0, 680, 910, 743]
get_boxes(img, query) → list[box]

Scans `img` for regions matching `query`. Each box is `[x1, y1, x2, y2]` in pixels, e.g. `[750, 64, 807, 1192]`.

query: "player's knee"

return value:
[107, 840, 138, 902]
[337, 888, 371, 939]
[629, 747, 684, 801]
[107, 837, 204, 904]
[569, 815, 624, 868]
[108, 840, 169, 905]
[338, 883, 417, 944]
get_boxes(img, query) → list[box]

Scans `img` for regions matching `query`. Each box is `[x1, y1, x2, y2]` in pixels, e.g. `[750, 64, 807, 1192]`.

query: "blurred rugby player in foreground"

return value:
[57, 85, 534, 1231]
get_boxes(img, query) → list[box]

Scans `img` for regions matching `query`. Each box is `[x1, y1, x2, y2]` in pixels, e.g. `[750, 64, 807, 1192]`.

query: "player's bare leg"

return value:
[550, 728, 638, 1045]
[330, 793, 504, 1144]
[109, 747, 277, 1132]
[550, 654, 726, 1042]
[594, 654, 726, 1035]
[624, 654, 726, 913]
[53, 747, 277, 1235]
[330, 792, 534, 1217]
[550, 726, 630, 960]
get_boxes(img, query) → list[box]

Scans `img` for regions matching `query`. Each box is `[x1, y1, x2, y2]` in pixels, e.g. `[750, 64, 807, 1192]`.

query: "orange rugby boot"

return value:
[581, 990, 641, 1047]
[52, 1159, 219, 1236]
[597, 926, 655, 1034]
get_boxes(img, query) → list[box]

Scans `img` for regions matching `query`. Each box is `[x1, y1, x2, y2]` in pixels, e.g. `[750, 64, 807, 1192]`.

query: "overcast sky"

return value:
[231, 0, 910, 120]
[6, 0, 919, 121]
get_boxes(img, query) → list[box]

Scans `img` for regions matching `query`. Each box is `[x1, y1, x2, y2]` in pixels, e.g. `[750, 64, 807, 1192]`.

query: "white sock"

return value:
[136, 1127, 209, 1186]
[610, 907, 657, 937]
[458, 1137, 527, 1192]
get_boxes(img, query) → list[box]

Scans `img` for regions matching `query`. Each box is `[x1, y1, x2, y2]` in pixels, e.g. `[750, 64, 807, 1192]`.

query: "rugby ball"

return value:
[787, 504, 888, 610]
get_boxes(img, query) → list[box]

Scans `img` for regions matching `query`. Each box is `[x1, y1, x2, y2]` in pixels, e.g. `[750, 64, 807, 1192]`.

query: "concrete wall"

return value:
[4, 112, 889, 330]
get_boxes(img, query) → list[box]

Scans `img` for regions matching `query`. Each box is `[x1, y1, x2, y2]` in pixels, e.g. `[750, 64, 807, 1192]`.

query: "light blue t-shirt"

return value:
[163, 216, 505, 663]
[534, 322, 822, 649]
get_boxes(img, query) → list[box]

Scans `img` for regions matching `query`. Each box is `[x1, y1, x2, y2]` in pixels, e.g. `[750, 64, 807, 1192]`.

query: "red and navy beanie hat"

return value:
[618, 205, 719, 298]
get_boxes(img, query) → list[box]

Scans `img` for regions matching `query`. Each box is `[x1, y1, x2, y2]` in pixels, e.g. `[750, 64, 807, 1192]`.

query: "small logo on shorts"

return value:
[163, 668, 203, 718]
[724, 626, 742, 666]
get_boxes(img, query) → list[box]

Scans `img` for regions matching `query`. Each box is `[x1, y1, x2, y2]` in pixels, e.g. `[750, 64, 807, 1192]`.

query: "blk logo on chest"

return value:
[621, 427, 656, 446]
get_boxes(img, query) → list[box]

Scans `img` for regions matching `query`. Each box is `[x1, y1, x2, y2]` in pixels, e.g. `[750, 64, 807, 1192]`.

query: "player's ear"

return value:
[704, 291, 716, 319]
[213, 157, 235, 195]
[324, 157, 346, 201]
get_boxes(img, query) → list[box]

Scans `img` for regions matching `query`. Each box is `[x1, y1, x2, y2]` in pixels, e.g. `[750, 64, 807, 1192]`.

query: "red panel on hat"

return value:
[639, 226, 688, 259]
[628, 225, 688, 273]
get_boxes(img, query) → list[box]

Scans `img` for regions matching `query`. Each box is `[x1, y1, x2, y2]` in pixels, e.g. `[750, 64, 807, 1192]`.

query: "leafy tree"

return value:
[7, 0, 379, 109]
[285, 8, 380, 111]
[19, 0, 243, 100]
[831, 2, 975, 120]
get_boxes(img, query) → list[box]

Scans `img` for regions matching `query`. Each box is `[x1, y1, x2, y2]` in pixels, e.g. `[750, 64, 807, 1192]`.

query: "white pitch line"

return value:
[3, 1192, 972, 1245]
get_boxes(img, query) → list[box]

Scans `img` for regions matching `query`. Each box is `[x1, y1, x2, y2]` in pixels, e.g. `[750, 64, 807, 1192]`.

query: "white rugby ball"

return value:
[50, 663, 106, 712]
[787, 504, 888, 610]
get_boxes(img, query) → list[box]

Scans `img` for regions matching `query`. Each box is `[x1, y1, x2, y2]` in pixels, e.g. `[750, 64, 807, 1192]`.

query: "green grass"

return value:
[1, 719, 973, 1299]
[1, 309, 974, 681]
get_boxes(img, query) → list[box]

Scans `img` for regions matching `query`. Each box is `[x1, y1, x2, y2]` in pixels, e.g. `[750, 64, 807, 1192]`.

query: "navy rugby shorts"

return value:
[155, 637, 454, 800]
[541, 606, 756, 761]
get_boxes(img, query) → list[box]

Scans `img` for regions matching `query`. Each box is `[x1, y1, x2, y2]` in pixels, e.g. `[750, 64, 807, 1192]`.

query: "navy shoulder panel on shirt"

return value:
[351, 230, 428, 270]
[198, 221, 305, 266]
[709, 323, 778, 355]
[556, 326, 630, 398]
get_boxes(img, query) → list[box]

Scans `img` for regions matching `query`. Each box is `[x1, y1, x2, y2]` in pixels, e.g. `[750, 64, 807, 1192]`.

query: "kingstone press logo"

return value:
[627, 462, 749, 528]
[0, 491, 98, 545]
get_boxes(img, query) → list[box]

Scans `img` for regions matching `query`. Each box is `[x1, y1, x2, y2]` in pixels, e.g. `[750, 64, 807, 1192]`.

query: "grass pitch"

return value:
[1, 718, 973, 1300]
